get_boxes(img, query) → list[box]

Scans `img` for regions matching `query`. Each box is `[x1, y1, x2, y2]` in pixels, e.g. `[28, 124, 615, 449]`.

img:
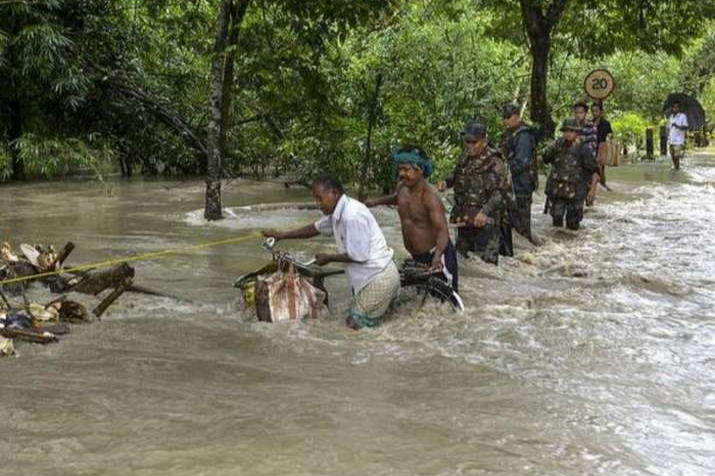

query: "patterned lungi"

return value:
[348, 261, 400, 329]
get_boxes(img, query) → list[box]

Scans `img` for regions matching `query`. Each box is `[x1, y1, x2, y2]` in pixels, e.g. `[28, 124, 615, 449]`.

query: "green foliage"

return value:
[0, 146, 10, 181]
[0, 133, 113, 181]
[611, 112, 650, 149]
[679, 23, 715, 95]
[561, 0, 714, 57]
[0, 0, 712, 187]
[546, 49, 681, 121]
[486, 0, 715, 58]
[701, 77, 715, 125]
[482, 0, 715, 135]
[303, 3, 526, 184]
[603, 51, 680, 121]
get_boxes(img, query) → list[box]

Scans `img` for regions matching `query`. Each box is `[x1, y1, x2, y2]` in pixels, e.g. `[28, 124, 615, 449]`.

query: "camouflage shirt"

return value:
[446, 146, 511, 223]
[542, 138, 598, 201]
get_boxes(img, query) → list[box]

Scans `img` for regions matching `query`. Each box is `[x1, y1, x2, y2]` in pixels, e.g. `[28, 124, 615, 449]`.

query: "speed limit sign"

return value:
[584, 69, 615, 100]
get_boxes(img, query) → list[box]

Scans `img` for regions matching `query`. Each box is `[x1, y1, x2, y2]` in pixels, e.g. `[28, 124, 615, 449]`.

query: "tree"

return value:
[0, 0, 183, 180]
[519, 0, 568, 138]
[679, 26, 715, 96]
[202, 0, 398, 220]
[205, 0, 249, 221]
[485, 0, 715, 137]
[0, 0, 78, 179]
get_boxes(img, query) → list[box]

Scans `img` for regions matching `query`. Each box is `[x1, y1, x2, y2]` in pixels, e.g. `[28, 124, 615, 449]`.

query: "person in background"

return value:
[573, 100, 600, 206]
[667, 100, 689, 170]
[500, 102, 538, 242]
[590, 101, 613, 194]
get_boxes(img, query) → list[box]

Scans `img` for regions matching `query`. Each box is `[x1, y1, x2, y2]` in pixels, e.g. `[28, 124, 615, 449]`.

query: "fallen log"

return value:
[51, 242, 75, 269]
[93, 278, 133, 318]
[126, 283, 189, 302]
[68, 263, 135, 295]
[44, 296, 90, 323]
[1, 240, 159, 357]
[0, 327, 57, 344]
[33, 322, 71, 335]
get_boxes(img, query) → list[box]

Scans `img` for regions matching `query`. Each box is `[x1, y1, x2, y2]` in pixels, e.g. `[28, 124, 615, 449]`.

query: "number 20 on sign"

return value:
[584, 69, 615, 100]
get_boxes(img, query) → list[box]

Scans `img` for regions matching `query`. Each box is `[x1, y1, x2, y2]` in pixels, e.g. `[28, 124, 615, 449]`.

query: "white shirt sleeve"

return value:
[314, 216, 334, 236]
[678, 114, 688, 129]
[343, 215, 372, 262]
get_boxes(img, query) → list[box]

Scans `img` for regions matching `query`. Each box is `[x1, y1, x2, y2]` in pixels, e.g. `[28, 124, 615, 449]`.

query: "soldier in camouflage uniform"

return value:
[543, 118, 599, 230]
[439, 122, 511, 265]
[500, 103, 538, 242]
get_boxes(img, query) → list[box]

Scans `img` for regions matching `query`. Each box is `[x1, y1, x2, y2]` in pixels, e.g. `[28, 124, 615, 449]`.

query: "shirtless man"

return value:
[365, 146, 458, 292]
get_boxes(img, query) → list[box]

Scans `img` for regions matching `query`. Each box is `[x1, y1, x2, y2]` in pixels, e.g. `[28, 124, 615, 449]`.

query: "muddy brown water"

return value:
[1, 151, 714, 475]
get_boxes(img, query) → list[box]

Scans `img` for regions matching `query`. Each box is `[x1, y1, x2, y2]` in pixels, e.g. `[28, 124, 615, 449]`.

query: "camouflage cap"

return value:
[560, 117, 581, 132]
[501, 103, 521, 119]
[462, 121, 487, 141]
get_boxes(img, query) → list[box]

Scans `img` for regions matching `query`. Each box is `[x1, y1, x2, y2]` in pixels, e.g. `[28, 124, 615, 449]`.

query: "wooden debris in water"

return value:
[0, 240, 161, 357]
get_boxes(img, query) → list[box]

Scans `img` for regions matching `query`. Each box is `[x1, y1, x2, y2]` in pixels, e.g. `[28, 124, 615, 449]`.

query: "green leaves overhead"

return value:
[0, 0, 712, 184]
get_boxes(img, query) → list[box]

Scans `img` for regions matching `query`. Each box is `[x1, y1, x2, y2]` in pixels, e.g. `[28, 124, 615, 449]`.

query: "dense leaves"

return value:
[0, 0, 712, 188]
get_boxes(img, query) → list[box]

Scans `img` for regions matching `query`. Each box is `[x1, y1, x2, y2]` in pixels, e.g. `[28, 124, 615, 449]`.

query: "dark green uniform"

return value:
[543, 138, 598, 230]
[500, 123, 537, 241]
[446, 146, 512, 264]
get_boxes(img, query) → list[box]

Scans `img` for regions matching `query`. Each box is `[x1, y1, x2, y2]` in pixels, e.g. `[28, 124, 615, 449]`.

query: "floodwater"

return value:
[1, 150, 714, 476]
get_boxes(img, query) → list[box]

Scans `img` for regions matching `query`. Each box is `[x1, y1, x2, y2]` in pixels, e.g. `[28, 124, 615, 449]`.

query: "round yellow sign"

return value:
[584, 69, 615, 100]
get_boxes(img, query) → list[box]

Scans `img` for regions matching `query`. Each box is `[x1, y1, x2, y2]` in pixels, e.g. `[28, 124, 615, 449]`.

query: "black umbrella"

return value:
[663, 93, 706, 130]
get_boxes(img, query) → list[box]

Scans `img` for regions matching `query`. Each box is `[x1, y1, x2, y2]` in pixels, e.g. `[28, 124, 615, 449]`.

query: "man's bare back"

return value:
[395, 181, 447, 256]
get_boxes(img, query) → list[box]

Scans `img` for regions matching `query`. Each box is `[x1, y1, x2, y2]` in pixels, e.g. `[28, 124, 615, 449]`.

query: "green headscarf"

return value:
[391, 150, 434, 179]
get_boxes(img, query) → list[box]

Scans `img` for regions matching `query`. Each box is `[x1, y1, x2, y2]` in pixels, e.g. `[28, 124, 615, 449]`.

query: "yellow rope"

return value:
[0, 231, 264, 287]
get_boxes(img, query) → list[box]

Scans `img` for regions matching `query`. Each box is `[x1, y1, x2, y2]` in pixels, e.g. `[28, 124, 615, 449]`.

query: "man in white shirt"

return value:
[263, 174, 400, 329]
[668, 101, 689, 170]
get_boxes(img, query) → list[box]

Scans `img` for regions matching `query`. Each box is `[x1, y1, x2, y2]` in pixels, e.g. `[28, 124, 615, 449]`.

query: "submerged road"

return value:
[1, 148, 714, 475]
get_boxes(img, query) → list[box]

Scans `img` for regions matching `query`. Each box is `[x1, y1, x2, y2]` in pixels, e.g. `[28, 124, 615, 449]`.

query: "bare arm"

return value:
[364, 194, 398, 208]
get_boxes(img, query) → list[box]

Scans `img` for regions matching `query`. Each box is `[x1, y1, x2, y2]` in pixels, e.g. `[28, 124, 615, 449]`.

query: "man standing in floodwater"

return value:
[573, 100, 600, 206]
[263, 174, 400, 329]
[365, 146, 458, 292]
[668, 100, 689, 170]
[543, 118, 599, 230]
[438, 122, 511, 265]
[500, 103, 538, 242]
[591, 101, 613, 192]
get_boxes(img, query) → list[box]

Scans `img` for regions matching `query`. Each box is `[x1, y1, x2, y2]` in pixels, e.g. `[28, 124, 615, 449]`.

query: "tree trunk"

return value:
[519, 0, 569, 140]
[204, 0, 234, 221]
[204, 0, 250, 221]
[8, 99, 25, 181]
[528, 35, 555, 138]
[358, 72, 384, 202]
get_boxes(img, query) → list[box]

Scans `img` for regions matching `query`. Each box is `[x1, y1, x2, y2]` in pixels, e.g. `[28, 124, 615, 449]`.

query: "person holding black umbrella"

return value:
[668, 100, 689, 170]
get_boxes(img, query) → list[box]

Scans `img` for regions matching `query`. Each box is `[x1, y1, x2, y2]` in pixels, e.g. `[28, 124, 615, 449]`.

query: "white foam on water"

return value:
[183, 206, 323, 230]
